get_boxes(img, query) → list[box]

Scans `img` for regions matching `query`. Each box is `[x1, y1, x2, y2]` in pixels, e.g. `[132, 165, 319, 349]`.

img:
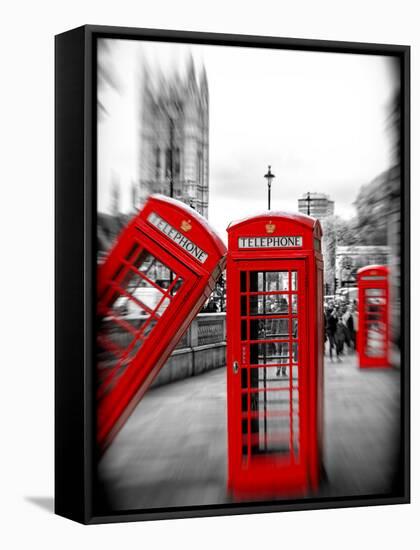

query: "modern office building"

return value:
[298, 192, 334, 220]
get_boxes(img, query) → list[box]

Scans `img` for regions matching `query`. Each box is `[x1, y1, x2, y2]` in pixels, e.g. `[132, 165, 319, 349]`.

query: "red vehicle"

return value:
[226, 212, 324, 497]
[97, 195, 226, 451]
[357, 265, 390, 368]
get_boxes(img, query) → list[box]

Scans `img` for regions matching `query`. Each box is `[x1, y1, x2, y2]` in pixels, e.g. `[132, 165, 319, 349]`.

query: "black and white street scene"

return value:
[96, 38, 402, 511]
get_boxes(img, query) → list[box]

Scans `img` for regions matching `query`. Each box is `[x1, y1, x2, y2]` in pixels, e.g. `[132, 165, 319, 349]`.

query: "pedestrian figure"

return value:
[325, 305, 338, 361]
[345, 305, 356, 350]
[342, 306, 353, 350]
[270, 300, 288, 377]
[353, 300, 359, 350]
[335, 317, 347, 361]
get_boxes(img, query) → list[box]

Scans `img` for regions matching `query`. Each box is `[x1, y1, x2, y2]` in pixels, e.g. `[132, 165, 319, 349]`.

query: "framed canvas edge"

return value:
[401, 43, 410, 505]
[86, 495, 410, 525]
[55, 24, 411, 525]
[55, 25, 90, 524]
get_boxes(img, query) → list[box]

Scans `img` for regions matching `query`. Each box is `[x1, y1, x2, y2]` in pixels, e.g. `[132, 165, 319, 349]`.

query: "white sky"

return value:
[97, 39, 399, 240]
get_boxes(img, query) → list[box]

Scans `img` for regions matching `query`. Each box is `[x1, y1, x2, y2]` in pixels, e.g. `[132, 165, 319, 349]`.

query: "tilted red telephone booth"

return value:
[226, 212, 324, 497]
[97, 195, 226, 451]
[357, 265, 390, 368]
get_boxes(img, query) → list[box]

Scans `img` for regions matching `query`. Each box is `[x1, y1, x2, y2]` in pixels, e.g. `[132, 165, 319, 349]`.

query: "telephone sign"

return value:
[226, 212, 324, 497]
[147, 212, 209, 262]
[96, 195, 226, 451]
[357, 265, 390, 368]
[238, 235, 303, 248]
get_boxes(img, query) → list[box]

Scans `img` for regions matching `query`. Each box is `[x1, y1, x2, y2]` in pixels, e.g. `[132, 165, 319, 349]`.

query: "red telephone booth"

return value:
[357, 265, 390, 368]
[226, 213, 324, 497]
[97, 195, 226, 451]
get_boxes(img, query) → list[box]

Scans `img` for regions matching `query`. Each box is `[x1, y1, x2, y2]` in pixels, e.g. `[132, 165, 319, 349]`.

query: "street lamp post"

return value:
[163, 101, 180, 289]
[264, 165, 275, 210]
[306, 191, 313, 216]
[262, 164, 275, 441]
[163, 100, 180, 199]
[168, 116, 174, 198]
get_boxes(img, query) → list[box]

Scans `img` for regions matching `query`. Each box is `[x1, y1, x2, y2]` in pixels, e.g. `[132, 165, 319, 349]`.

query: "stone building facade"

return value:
[138, 58, 209, 218]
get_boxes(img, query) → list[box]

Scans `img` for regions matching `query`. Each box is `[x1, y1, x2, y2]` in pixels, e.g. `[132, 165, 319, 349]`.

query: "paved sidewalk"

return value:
[322, 352, 401, 497]
[99, 367, 229, 511]
[99, 351, 401, 510]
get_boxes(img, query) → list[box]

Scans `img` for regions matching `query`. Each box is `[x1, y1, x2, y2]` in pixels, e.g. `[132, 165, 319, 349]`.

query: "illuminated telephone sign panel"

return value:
[97, 195, 226, 451]
[226, 213, 324, 497]
[357, 265, 390, 368]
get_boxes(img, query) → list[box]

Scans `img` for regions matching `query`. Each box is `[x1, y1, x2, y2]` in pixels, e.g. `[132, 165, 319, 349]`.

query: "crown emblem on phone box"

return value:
[266, 221, 276, 234]
[181, 219, 192, 232]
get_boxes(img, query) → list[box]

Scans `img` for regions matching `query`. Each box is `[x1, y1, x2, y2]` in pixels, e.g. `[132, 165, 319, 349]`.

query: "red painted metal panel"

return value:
[97, 195, 226, 451]
[357, 265, 390, 368]
[226, 212, 324, 497]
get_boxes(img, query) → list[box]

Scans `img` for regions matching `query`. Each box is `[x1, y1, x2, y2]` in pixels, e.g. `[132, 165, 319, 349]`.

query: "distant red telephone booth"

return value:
[97, 195, 226, 451]
[357, 265, 390, 368]
[226, 212, 324, 497]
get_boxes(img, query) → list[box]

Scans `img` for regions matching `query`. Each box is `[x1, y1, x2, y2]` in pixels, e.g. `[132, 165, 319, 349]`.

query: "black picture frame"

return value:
[55, 24, 410, 524]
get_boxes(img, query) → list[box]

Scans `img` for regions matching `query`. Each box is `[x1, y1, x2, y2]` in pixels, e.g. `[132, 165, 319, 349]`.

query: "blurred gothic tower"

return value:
[138, 57, 209, 218]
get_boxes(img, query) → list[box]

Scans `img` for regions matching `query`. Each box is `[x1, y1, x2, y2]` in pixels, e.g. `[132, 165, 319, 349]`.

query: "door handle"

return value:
[232, 360, 239, 374]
